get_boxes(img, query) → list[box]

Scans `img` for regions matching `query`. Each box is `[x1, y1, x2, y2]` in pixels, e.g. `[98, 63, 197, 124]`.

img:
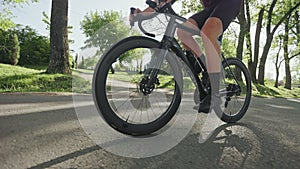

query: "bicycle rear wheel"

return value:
[93, 36, 182, 136]
[219, 58, 252, 123]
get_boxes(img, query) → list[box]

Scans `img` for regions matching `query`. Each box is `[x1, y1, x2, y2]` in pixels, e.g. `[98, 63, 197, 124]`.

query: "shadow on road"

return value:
[28, 123, 258, 169]
[28, 145, 103, 169]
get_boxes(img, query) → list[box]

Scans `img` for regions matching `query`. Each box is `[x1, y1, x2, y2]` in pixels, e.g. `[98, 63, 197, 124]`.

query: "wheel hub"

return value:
[139, 76, 160, 95]
[226, 84, 241, 97]
[225, 84, 241, 108]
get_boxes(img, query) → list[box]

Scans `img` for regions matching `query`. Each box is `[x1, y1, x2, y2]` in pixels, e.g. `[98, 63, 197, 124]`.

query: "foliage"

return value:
[0, 0, 39, 30]
[42, 11, 51, 30]
[181, 0, 300, 86]
[16, 26, 50, 67]
[42, 10, 74, 44]
[0, 30, 20, 65]
[78, 55, 98, 69]
[180, 0, 203, 15]
[291, 57, 300, 84]
[80, 10, 131, 54]
[221, 33, 237, 57]
[0, 26, 51, 67]
[1, 0, 39, 5]
[69, 54, 74, 69]
[0, 9, 15, 31]
[80, 10, 139, 68]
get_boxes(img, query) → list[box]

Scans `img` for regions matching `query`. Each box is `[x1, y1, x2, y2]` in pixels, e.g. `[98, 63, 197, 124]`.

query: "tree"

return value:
[10, 33, 20, 65]
[46, 0, 71, 74]
[257, 0, 300, 85]
[81, 10, 131, 55]
[283, 10, 300, 89]
[80, 10, 135, 72]
[252, 7, 264, 83]
[74, 53, 78, 69]
[0, 30, 20, 65]
[272, 35, 284, 88]
[0, 30, 11, 64]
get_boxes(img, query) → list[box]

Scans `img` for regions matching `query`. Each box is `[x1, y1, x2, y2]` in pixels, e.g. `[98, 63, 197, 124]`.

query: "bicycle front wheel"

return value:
[93, 36, 182, 136]
[219, 58, 252, 123]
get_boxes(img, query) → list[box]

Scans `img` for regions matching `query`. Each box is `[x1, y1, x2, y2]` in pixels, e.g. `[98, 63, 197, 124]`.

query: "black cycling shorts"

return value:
[190, 0, 242, 31]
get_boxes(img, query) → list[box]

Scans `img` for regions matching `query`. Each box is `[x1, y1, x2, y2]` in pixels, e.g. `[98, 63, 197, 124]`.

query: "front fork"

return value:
[141, 35, 209, 98]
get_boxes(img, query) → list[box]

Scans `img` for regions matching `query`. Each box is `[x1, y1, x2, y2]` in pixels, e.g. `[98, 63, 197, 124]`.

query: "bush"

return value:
[16, 26, 50, 67]
[0, 30, 20, 65]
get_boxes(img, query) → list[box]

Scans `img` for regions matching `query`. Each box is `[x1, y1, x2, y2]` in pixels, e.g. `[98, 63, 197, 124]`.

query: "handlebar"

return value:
[130, 0, 199, 37]
[130, 0, 178, 37]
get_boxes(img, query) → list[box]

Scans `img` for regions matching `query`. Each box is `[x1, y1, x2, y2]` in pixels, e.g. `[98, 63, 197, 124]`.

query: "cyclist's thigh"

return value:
[210, 0, 243, 31]
[190, 9, 211, 30]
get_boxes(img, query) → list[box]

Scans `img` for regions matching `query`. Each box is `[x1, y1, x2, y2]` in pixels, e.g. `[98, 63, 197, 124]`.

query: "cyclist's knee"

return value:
[201, 17, 223, 40]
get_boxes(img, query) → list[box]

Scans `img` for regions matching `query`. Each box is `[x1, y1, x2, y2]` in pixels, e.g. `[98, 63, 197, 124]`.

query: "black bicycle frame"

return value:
[142, 13, 210, 97]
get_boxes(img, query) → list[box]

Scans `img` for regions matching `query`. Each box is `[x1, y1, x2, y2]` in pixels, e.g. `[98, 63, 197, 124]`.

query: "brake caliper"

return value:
[140, 76, 160, 95]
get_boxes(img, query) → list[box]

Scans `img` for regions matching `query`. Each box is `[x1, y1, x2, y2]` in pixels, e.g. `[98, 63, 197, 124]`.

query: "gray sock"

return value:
[208, 72, 221, 95]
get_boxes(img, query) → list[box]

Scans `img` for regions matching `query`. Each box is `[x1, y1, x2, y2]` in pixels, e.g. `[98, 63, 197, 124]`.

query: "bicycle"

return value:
[92, 0, 252, 136]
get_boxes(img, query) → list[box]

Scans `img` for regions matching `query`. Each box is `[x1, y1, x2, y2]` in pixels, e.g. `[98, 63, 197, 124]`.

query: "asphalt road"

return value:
[0, 93, 299, 169]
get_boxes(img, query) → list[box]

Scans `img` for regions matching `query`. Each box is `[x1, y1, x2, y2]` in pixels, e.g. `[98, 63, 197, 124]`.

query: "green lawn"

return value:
[252, 81, 300, 98]
[108, 71, 300, 98]
[0, 64, 299, 98]
[0, 64, 91, 93]
[108, 71, 195, 91]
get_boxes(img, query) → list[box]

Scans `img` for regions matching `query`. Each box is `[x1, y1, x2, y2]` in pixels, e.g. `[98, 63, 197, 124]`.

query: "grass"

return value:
[252, 81, 300, 98]
[1, 64, 299, 98]
[0, 64, 91, 93]
[108, 71, 195, 91]
[108, 71, 300, 98]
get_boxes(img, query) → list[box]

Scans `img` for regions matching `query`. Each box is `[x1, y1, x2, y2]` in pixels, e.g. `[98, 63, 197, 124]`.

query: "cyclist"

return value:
[130, 0, 242, 113]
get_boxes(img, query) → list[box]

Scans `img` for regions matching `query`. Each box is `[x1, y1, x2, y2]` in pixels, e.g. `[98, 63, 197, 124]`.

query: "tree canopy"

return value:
[0, 0, 39, 30]
[81, 10, 131, 55]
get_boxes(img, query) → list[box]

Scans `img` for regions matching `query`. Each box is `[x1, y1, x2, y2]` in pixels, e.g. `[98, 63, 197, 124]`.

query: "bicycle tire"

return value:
[218, 58, 252, 123]
[93, 36, 182, 136]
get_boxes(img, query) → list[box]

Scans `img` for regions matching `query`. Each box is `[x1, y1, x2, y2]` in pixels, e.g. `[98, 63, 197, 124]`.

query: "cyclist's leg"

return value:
[177, 9, 210, 57]
[177, 18, 202, 57]
[203, 0, 242, 72]
[188, 0, 242, 112]
[198, 0, 243, 112]
[202, 0, 243, 84]
[201, 17, 223, 73]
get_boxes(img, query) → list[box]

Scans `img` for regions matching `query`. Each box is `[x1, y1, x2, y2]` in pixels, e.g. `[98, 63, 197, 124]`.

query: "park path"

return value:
[0, 93, 300, 169]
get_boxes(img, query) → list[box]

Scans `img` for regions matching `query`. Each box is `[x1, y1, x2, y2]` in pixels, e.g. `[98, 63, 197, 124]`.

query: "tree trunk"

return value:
[274, 68, 279, 88]
[252, 8, 264, 83]
[46, 0, 71, 74]
[274, 40, 282, 88]
[296, 10, 300, 43]
[283, 18, 292, 89]
[235, 0, 246, 81]
[284, 59, 292, 89]
[244, 0, 253, 82]
[258, 36, 273, 85]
